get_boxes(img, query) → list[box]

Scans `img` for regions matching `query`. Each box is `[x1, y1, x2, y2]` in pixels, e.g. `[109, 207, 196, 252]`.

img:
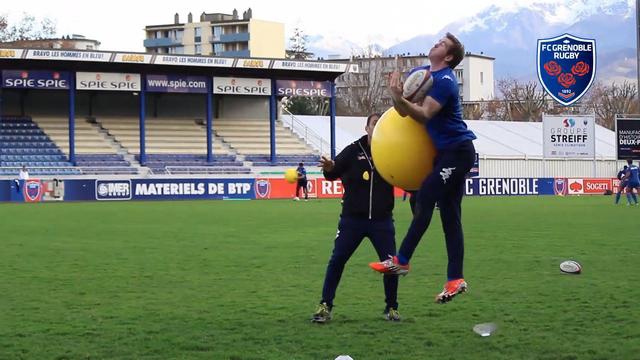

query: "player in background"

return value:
[615, 165, 628, 205]
[294, 162, 308, 201]
[624, 159, 639, 206]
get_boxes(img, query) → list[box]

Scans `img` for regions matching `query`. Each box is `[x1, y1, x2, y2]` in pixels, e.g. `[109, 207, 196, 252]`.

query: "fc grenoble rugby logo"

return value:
[255, 179, 270, 198]
[537, 33, 596, 106]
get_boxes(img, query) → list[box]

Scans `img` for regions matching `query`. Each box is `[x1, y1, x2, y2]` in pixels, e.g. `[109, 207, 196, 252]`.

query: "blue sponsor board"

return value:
[146, 74, 208, 93]
[64, 178, 255, 201]
[465, 178, 555, 196]
[276, 80, 331, 97]
[0, 180, 10, 201]
[2, 70, 70, 89]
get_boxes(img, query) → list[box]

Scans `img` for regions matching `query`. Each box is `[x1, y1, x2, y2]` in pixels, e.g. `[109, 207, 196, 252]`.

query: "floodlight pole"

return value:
[139, 74, 146, 166]
[330, 81, 336, 159]
[68, 72, 76, 166]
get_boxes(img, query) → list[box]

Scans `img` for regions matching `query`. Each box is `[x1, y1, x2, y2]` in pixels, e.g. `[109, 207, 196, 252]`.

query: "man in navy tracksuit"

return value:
[311, 113, 400, 323]
[370, 32, 476, 304]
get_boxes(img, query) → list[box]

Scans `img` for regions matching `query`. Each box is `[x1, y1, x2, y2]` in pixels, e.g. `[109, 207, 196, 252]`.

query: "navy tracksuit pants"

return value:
[321, 216, 398, 310]
[399, 140, 476, 280]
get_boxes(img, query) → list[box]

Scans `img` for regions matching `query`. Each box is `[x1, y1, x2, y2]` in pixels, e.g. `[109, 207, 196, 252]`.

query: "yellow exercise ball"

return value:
[284, 168, 298, 184]
[371, 107, 437, 191]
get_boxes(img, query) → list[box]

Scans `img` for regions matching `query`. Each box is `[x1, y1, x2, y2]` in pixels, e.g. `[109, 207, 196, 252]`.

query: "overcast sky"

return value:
[3, 0, 618, 53]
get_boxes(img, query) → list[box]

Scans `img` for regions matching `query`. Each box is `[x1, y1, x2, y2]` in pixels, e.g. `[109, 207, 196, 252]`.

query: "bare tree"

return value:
[286, 27, 313, 60]
[497, 78, 548, 121]
[462, 102, 484, 120]
[586, 81, 639, 129]
[0, 15, 7, 41]
[336, 45, 388, 116]
[0, 13, 56, 41]
[483, 99, 510, 121]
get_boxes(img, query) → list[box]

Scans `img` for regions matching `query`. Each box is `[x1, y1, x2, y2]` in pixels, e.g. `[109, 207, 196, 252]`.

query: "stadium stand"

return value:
[213, 118, 316, 156]
[96, 117, 251, 174]
[32, 116, 138, 175]
[139, 154, 249, 175]
[0, 116, 80, 176]
[34, 116, 116, 154]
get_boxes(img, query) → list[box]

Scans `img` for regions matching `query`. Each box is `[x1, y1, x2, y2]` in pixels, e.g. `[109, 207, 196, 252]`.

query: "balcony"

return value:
[143, 37, 180, 48]
[219, 50, 250, 57]
[216, 32, 250, 43]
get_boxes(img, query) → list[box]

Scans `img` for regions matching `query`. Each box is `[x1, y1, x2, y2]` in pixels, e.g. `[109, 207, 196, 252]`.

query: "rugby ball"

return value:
[559, 260, 582, 274]
[403, 67, 433, 103]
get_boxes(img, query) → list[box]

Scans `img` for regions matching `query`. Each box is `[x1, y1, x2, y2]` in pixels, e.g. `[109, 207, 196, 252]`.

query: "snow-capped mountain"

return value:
[311, 0, 637, 81]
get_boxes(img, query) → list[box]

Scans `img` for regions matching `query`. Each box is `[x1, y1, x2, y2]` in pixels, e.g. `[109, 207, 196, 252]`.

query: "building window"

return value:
[480, 72, 484, 85]
[213, 26, 222, 38]
[195, 44, 202, 55]
[175, 46, 184, 54]
[213, 43, 223, 55]
[175, 30, 183, 42]
[195, 27, 202, 43]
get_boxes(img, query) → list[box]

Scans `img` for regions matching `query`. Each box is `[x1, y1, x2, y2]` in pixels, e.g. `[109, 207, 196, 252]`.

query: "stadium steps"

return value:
[90, 120, 144, 170]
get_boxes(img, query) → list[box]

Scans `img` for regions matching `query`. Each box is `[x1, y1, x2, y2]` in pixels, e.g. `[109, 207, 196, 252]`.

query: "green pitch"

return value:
[1, 196, 638, 359]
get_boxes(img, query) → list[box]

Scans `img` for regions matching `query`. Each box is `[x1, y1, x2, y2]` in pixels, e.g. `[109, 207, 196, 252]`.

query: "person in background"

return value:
[294, 162, 309, 201]
[615, 165, 628, 205]
[623, 159, 639, 206]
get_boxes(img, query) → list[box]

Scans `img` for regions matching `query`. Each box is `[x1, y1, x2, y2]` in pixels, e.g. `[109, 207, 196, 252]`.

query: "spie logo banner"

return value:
[537, 33, 596, 106]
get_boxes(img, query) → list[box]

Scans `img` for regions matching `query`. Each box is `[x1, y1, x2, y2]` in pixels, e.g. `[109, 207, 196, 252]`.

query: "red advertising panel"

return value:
[582, 178, 611, 194]
[567, 178, 612, 195]
[254, 178, 318, 199]
[255, 178, 408, 199]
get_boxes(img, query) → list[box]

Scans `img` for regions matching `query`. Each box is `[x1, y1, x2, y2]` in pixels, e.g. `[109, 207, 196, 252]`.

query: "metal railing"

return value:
[280, 109, 331, 156]
[164, 166, 250, 175]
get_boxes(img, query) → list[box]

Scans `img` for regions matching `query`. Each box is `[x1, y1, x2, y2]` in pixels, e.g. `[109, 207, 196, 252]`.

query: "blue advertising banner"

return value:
[275, 80, 331, 97]
[146, 74, 208, 94]
[2, 178, 561, 203]
[537, 33, 596, 106]
[65, 178, 255, 201]
[2, 70, 70, 89]
[465, 178, 555, 196]
[0, 180, 10, 201]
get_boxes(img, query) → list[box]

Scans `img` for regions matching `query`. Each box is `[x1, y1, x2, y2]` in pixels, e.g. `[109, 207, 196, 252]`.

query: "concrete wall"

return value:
[248, 20, 285, 58]
[217, 95, 269, 119]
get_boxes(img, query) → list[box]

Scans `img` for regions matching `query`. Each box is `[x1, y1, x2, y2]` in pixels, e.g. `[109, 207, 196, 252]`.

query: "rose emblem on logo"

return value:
[557, 73, 576, 88]
[544, 61, 562, 76]
[571, 61, 590, 77]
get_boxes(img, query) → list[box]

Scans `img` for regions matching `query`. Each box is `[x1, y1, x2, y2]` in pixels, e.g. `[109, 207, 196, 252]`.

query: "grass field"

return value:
[1, 196, 639, 359]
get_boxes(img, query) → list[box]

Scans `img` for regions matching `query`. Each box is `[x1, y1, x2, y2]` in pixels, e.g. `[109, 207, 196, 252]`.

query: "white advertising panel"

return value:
[153, 55, 234, 68]
[543, 114, 596, 158]
[26, 49, 111, 62]
[213, 77, 271, 96]
[76, 72, 141, 91]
